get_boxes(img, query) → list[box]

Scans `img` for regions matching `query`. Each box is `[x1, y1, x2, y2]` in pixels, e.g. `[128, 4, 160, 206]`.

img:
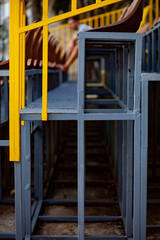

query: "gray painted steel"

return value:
[141, 73, 160, 239]
[0, 32, 145, 240]
[14, 162, 23, 240]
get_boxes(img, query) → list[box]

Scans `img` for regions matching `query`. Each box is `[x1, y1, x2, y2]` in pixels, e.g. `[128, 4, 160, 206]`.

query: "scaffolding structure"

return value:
[0, 1, 160, 240]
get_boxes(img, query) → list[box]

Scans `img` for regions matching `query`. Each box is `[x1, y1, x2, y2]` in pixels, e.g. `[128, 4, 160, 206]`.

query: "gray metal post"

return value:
[118, 120, 122, 206]
[78, 117, 85, 240]
[127, 44, 134, 111]
[0, 92, 1, 200]
[4, 76, 9, 120]
[133, 35, 142, 240]
[34, 121, 43, 200]
[133, 116, 141, 240]
[14, 162, 23, 240]
[140, 73, 160, 239]
[78, 34, 85, 240]
[46, 122, 50, 182]
[50, 121, 54, 166]
[38, 122, 43, 200]
[27, 76, 32, 105]
[21, 123, 26, 235]
[0, 145, 1, 200]
[24, 121, 31, 239]
[140, 80, 148, 240]
[122, 47, 128, 105]
[121, 120, 127, 218]
[126, 120, 133, 237]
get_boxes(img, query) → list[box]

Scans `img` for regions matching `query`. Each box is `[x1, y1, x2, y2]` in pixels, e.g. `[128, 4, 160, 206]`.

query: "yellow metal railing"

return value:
[9, 0, 160, 162]
[50, 0, 160, 79]
[50, 8, 124, 79]
[10, 0, 124, 162]
[140, 0, 160, 28]
[51, 0, 160, 51]
[50, 8, 124, 51]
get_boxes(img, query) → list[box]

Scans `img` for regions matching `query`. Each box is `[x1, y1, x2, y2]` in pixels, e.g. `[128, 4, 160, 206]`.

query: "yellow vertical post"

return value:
[89, 19, 92, 27]
[149, 0, 153, 28]
[94, 17, 98, 28]
[106, 14, 109, 25]
[9, 0, 15, 161]
[20, 0, 26, 110]
[42, 0, 49, 120]
[14, 0, 21, 161]
[155, 0, 159, 19]
[101, 70, 105, 85]
[96, 0, 101, 3]
[100, 16, 104, 27]
[112, 13, 115, 23]
[72, 0, 77, 11]
[117, 10, 122, 19]
[19, 3, 22, 110]
[9, 0, 21, 161]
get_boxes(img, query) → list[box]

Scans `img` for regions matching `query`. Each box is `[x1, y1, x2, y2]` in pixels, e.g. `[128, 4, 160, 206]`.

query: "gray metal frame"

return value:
[0, 68, 62, 240]
[0, 30, 146, 240]
[16, 32, 143, 240]
[141, 73, 160, 240]
[0, 71, 15, 239]
[77, 31, 142, 240]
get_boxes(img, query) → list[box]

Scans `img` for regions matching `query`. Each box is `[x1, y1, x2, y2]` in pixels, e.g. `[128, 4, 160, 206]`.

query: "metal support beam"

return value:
[14, 162, 23, 240]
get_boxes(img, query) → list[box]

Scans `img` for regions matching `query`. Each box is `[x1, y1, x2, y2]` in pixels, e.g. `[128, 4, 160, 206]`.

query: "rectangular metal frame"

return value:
[15, 32, 143, 240]
[141, 73, 160, 239]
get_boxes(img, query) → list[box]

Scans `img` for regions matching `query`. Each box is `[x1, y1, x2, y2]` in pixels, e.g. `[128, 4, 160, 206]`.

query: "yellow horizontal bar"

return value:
[79, 8, 123, 23]
[49, 24, 69, 32]
[86, 83, 104, 87]
[19, 0, 123, 33]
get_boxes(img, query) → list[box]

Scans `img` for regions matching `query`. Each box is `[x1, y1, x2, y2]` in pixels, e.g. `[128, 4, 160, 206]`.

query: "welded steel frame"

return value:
[142, 23, 160, 73]
[16, 32, 143, 240]
[0, 71, 14, 239]
[76, 31, 142, 240]
[141, 73, 160, 240]
[0, 68, 61, 240]
[142, 22, 160, 182]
